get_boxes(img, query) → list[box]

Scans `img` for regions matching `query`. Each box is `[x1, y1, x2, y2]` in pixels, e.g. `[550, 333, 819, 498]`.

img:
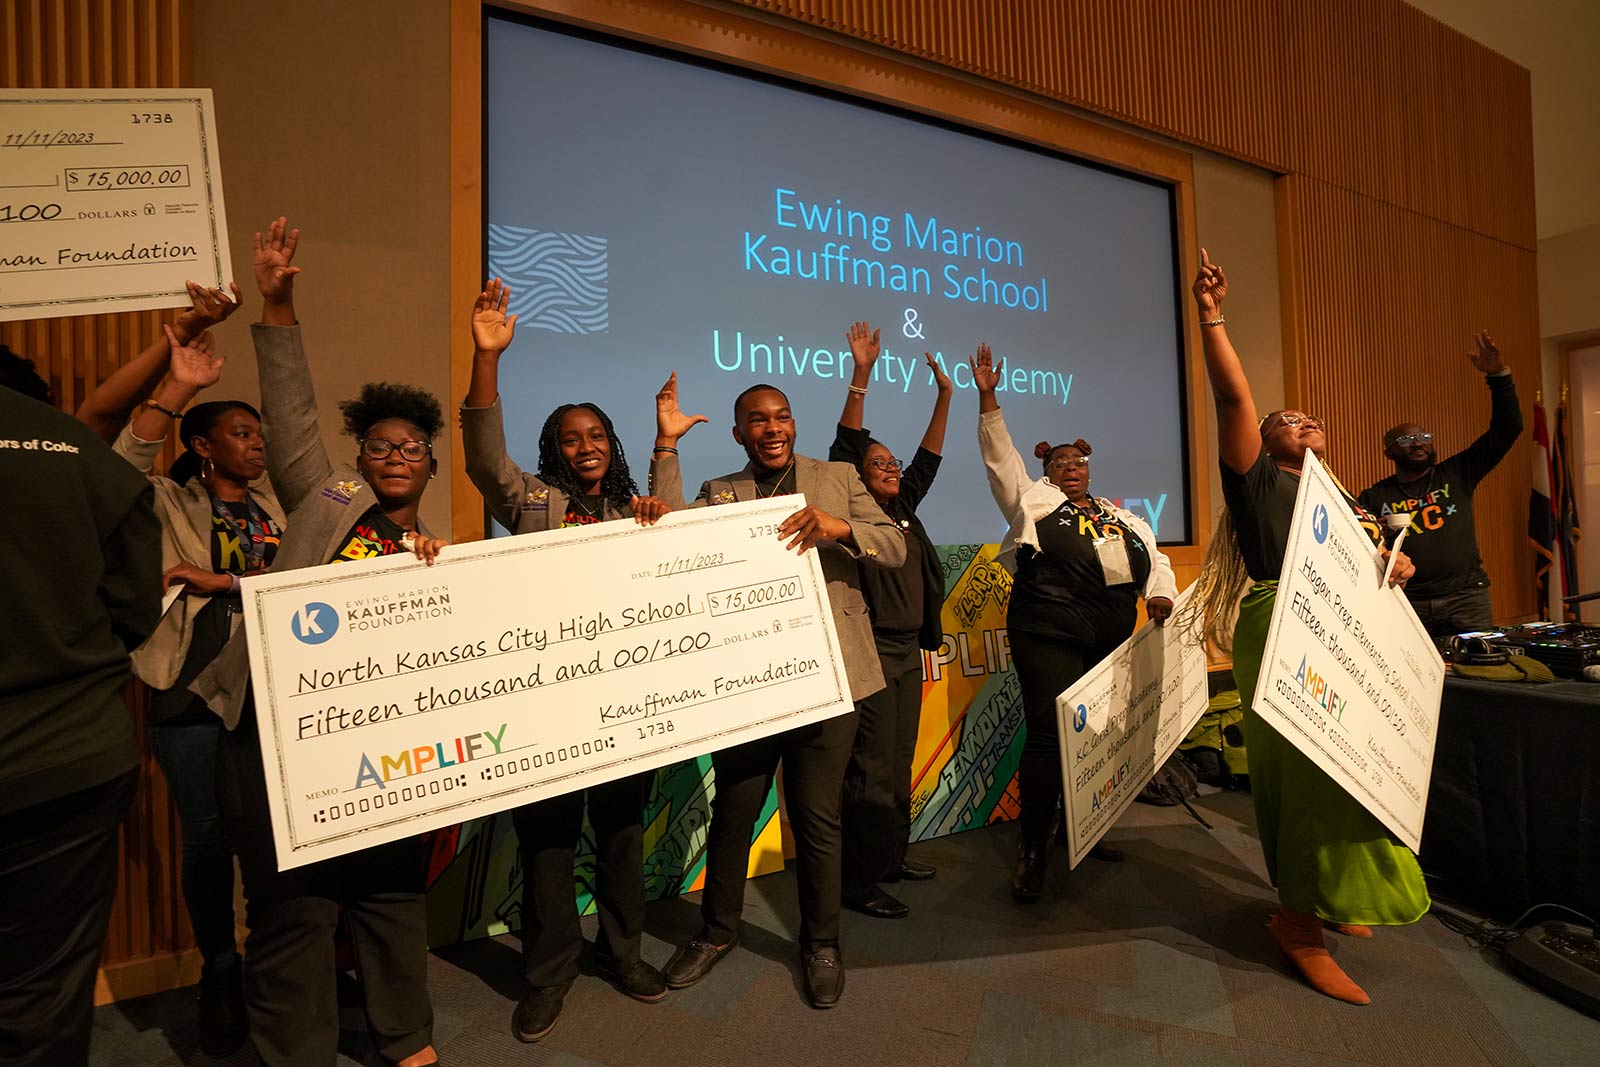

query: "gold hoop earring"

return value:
[201, 457, 214, 482]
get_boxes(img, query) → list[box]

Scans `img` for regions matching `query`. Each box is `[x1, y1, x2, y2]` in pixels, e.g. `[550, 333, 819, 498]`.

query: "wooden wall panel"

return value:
[1, 0, 202, 1002]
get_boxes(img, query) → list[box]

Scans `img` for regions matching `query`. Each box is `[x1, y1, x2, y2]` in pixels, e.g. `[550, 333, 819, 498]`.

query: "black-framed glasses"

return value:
[361, 437, 432, 462]
[867, 457, 903, 472]
[1048, 457, 1089, 472]
[1393, 432, 1433, 448]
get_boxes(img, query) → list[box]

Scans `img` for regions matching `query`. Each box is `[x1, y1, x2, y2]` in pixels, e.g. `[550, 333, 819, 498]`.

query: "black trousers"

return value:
[218, 722, 432, 1067]
[842, 633, 923, 896]
[1407, 585, 1494, 639]
[1010, 630, 1119, 847]
[512, 771, 651, 989]
[701, 710, 858, 951]
[0, 770, 136, 1067]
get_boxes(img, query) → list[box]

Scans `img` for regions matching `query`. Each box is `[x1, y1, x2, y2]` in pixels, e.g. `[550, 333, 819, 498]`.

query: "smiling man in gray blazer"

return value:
[649, 377, 904, 1009]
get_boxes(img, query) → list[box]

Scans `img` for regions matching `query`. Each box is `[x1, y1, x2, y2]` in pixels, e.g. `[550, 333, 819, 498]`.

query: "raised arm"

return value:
[1193, 249, 1260, 474]
[649, 370, 706, 509]
[972, 343, 1032, 519]
[839, 321, 879, 431]
[75, 281, 242, 442]
[251, 216, 332, 510]
[116, 327, 228, 473]
[917, 352, 954, 456]
[459, 279, 532, 529]
[1449, 331, 1523, 484]
[892, 353, 952, 513]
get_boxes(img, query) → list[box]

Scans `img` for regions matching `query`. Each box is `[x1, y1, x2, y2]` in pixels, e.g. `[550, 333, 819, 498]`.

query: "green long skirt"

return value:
[1232, 583, 1430, 925]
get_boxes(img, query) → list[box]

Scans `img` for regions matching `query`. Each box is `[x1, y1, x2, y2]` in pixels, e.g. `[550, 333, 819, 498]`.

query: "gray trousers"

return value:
[1407, 585, 1494, 639]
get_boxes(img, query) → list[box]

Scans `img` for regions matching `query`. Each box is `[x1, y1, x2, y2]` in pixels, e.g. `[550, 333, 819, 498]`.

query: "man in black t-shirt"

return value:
[1358, 333, 1522, 637]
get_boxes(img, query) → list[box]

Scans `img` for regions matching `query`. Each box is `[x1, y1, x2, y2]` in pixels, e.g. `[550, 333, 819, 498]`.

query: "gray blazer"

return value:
[193, 324, 435, 729]
[460, 396, 632, 532]
[651, 451, 906, 702]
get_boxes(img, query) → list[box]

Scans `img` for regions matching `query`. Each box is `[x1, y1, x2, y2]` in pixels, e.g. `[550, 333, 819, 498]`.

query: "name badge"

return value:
[1094, 536, 1135, 586]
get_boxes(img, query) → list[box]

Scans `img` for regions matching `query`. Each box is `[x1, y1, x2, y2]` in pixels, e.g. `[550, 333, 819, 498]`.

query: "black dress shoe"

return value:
[663, 931, 738, 989]
[597, 955, 669, 1002]
[802, 946, 845, 1008]
[889, 859, 937, 881]
[1011, 843, 1046, 900]
[843, 886, 910, 919]
[511, 980, 571, 1042]
[1089, 840, 1125, 863]
[198, 961, 248, 1057]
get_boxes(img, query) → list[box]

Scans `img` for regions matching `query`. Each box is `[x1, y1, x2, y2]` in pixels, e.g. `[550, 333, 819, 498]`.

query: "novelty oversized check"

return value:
[0, 89, 233, 321]
[1255, 452, 1445, 851]
[242, 496, 853, 870]
[1055, 585, 1208, 867]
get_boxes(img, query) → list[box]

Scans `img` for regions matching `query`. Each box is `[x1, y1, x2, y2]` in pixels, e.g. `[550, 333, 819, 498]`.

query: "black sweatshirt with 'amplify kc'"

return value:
[0, 389, 162, 814]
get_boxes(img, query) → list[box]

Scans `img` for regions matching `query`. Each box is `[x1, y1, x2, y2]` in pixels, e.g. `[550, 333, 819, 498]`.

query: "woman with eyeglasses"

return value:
[1176, 250, 1423, 1006]
[192, 218, 445, 1067]
[459, 278, 676, 1042]
[971, 343, 1177, 900]
[824, 321, 952, 920]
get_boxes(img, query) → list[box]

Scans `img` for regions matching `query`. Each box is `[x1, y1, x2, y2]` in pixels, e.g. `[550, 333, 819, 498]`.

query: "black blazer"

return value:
[828, 423, 946, 652]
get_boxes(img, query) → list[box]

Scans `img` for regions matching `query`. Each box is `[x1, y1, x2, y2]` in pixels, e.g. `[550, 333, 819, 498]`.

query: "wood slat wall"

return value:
[1, 0, 204, 1001]
[732, 0, 1540, 618]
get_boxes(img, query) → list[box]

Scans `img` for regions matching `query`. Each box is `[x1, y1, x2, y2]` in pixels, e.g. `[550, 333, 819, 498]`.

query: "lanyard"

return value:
[210, 492, 271, 574]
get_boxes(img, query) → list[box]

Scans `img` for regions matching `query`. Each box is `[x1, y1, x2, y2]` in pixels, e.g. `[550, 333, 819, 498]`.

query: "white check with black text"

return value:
[242, 496, 852, 870]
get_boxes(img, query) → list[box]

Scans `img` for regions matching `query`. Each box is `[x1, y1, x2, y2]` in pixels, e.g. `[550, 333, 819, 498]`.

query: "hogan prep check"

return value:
[242, 495, 853, 870]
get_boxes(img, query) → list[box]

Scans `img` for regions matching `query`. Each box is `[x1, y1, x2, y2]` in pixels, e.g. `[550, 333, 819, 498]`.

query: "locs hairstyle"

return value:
[536, 402, 639, 513]
[338, 382, 445, 440]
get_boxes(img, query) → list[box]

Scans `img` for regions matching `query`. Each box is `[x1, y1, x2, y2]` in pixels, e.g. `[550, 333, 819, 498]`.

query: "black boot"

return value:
[198, 960, 248, 1057]
[1011, 842, 1047, 900]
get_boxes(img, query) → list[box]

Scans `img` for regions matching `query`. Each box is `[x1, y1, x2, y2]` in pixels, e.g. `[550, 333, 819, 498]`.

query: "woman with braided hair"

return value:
[971, 343, 1177, 900]
[460, 278, 675, 1043]
[1176, 249, 1424, 1006]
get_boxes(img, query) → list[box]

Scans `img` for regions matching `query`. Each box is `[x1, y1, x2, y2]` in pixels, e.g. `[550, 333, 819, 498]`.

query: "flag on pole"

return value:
[1529, 393, 1556, 618]
[1554, 385, 1582, 612]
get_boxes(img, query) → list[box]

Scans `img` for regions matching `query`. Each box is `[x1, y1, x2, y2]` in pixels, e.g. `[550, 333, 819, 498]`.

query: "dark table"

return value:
[1420, 675, 1600, 922]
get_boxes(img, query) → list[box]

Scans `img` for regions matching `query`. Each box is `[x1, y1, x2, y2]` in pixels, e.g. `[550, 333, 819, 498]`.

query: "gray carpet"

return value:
[90, 791, 1600, 1066]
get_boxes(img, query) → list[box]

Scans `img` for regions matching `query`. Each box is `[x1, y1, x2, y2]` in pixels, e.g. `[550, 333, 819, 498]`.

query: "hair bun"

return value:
[1072, 438, 1093, 457]
[1033, 440, 1053, 460]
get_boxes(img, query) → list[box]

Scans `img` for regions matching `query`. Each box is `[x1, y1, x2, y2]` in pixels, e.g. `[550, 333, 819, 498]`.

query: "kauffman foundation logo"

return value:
[291, 602, 340, 645]
[341, 584, 454, 634]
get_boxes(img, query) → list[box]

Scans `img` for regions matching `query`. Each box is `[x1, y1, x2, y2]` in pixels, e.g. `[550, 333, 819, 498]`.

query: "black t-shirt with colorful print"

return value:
[1222, 448, 1381, 583]
[1008, 498, 1151, 645]
[332, 506, 411, 563]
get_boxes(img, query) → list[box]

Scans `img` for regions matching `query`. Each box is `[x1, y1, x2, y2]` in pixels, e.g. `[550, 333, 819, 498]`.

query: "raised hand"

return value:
[252, 216, 301, 305]
[655, 371, 708, 441]
[970, 342, 1002, 393]
[472, 278, 519, 355]
[1192, 247, 1228, 319]
[175, 280, 244, 339]
[1469, 331, 1504, 375]
[925, 352, 953, 394]
[164, 325, 225, 391]
[846, 321, 881, 370]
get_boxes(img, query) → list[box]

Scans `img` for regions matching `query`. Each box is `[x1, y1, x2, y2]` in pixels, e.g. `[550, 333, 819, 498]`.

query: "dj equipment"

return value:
[1504, 922, 1600, 1021]
[1494, 623, 1600, 677]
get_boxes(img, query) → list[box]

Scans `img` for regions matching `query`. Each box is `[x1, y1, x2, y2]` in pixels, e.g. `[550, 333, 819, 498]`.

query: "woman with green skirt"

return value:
[1178, 250, 1428, 1005]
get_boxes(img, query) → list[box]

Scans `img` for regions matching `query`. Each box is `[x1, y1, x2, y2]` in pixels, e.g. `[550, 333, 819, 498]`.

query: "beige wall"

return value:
[192, 0, 454, 534]
[190, 2, 1280, 543]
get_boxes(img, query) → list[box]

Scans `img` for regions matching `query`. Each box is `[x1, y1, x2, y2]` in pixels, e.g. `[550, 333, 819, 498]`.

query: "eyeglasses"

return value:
[1392, 432, 1433, 448]
[1274, 413, 1323, 431]
[867, 457, 903, 472]
[360, 437, 432, 462]
[1048, 457, 1089, 472]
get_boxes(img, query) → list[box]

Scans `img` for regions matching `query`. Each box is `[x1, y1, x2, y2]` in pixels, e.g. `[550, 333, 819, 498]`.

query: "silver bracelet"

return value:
[1199, 315, 1226, 328]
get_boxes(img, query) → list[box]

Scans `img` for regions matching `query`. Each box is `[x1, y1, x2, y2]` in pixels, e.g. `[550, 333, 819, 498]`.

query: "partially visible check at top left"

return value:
[0, 88, 233, 321]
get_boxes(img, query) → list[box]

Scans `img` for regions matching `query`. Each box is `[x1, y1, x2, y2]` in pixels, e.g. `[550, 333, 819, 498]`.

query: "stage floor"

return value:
[91, 790, 1599, 1066]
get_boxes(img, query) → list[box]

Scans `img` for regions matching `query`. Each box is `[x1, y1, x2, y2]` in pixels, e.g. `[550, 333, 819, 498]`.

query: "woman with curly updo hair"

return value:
[460, 278, 675, 1043]
[193, 219, 447, 1067]
[970, 343, 1177, 901]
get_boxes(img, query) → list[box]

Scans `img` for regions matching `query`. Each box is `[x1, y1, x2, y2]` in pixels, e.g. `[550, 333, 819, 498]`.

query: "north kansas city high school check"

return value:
[1254, 452, 1445, 852]
[241, 496, 853, 870]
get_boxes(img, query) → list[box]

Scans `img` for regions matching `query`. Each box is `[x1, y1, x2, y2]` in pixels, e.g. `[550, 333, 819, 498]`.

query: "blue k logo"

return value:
[291, 602, 339, 645]
[1311, 504, 1330, 545]
[1073, 704, 1088, 732]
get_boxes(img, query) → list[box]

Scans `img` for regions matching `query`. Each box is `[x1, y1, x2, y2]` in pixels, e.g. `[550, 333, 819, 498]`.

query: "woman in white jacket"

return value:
[971, 344, 1177, 900]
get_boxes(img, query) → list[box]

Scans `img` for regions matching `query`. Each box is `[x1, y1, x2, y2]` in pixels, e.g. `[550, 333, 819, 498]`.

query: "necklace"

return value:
[571, 493, 603, 517]
[757, 460, 796, 499]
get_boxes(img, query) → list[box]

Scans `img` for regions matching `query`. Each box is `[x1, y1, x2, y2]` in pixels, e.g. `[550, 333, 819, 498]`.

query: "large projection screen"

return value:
[485, 15, 1191, 544]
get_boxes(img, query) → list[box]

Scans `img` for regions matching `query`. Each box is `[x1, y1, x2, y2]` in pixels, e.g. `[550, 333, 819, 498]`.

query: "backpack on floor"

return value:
[1179, 689, 1249, 788]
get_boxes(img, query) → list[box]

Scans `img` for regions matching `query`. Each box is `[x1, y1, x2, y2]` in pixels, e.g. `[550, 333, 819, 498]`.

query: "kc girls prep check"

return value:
[1254, 452, 1445, 851]
[242, 496, 853, 870]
